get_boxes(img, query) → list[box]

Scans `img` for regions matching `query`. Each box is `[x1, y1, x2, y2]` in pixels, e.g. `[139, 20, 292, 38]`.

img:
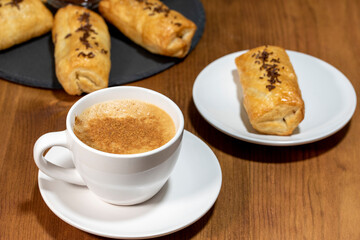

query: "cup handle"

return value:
[33, 130, 86, 186]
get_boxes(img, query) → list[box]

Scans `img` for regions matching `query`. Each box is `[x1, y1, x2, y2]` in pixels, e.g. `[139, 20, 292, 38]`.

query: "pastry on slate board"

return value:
[0, 0, 53, 50]
[52, 5, 111, 95]
[99, 0, 197, 58]
[235, 45, 305, 136]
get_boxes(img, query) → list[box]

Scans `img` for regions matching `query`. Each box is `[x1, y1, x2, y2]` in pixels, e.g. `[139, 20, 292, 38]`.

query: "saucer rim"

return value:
[38, 130, 222, 239]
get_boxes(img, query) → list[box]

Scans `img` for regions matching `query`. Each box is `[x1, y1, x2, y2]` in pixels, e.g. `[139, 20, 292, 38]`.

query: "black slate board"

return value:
[0, 0, 205, 89]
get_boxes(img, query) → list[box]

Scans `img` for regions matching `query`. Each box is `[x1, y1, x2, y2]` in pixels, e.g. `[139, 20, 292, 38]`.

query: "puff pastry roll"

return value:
[0, 0, 53, 50]
[235, 45, 305, 136]
[52, 5, 111, 95]
[99, 0, 197, 58]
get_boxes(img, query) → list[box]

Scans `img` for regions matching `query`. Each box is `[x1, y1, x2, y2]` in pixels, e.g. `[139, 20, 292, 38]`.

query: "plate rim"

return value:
[193, 49, 357, 146]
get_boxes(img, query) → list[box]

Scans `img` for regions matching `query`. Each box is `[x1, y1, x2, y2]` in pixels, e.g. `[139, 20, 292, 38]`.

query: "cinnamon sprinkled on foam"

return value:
[73, 100, 175, 154]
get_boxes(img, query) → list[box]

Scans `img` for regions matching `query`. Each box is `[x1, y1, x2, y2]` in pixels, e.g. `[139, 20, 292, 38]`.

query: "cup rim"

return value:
[66, 86, 184, 158]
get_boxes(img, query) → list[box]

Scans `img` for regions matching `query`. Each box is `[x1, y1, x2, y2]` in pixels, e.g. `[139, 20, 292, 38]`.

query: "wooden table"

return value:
[1, 0, 359, 239]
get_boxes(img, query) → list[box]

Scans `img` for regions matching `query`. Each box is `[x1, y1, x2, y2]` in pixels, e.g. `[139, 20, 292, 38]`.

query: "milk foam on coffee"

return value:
[73, 99, 176, 154]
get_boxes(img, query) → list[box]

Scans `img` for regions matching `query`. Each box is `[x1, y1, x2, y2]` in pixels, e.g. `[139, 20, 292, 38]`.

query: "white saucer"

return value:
[38, 130, 222, 239]
[193, 50, 357, 146]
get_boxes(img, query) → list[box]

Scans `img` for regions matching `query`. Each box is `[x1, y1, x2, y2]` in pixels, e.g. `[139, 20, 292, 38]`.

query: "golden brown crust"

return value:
[235, 45, 305, 136]
[99, 0, 197, 58]
[0, 0, 53, 50]
[52, 5, 111, 95]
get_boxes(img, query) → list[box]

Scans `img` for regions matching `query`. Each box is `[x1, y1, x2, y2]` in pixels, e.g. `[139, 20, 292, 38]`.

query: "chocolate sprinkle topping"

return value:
[79, 31, 92, 49]
[266, 85, 276, 91]
[136, 0, 170, 17]
[64, 33, 72, 39]
[252, 47, 282, 91]
[5, 0, 23, 9]
[78, 52, 95, 58]
[153, 4, 169, 14]
[76, 23, 97, 35]
[75, 11, 98, 51]
[78, 52, 85, 57]
[257, 50, 271, 62]
[270, 58, 280, 63]
[78, 12, 90, 23]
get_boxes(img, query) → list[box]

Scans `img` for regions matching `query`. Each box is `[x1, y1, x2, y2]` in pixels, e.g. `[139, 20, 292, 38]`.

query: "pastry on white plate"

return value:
[235, 45, 305, 136]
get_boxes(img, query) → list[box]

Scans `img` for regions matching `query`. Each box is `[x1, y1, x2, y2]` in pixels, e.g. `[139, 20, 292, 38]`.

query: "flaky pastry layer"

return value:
[235, 45, 305, 136]
[0, 0, 53, 50]
[99, 0, 197, 58]
[52, 5, 111, 95]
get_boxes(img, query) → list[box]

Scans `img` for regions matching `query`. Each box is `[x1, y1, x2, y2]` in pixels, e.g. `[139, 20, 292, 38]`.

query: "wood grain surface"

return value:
[1, 0, 359, 239]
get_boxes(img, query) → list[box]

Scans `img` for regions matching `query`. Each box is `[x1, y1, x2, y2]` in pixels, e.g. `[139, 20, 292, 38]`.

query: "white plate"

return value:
[193, 50, 357, 146]
[38, 130, 222, 239]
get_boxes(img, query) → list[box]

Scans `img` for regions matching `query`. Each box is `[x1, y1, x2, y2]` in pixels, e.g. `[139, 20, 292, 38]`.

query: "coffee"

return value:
[73, 99, 176, 154]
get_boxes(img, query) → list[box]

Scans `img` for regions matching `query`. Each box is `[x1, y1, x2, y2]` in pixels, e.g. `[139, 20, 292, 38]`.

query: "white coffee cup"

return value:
[33, 86, 184, 205]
